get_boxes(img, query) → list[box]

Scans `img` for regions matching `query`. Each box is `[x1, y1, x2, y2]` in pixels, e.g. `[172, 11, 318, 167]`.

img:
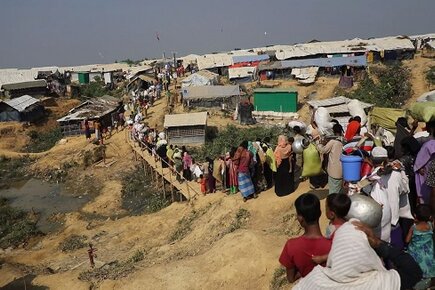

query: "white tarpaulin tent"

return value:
[275, 36, 415, 60]
[291, 67, 319, 84]
[417, 90, 435, 102]
[181, 70, 219, 87]
[179, 54, 200, 69]
[196, 51, 258, 70]
[228, 67, 257, 80]
[182, 85, 240, 100]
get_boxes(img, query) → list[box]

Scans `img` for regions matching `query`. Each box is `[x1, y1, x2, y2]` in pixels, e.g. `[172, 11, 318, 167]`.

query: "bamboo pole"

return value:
[168, 168, 175, 202]
[185, 182, 191, 201]
[161, 164, 166, 199]
[154, 158, 158, 186]
[142, 158, 148, 177]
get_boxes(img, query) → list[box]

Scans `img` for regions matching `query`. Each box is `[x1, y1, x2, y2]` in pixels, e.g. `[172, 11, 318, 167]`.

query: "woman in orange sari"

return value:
[274, 135, 295, 196]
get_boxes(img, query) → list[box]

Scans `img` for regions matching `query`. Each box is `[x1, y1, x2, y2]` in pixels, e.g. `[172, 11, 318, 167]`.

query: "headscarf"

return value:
[293, 220, 400, 290]
[394, 118, 411, 159]
[183, 152, 192, 169]
[274, 135, 292, 167]
[344, 120, 361, 142]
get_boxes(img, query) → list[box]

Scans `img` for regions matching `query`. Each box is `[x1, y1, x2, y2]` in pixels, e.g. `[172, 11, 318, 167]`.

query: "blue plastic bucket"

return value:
[340, 155, 363, 182]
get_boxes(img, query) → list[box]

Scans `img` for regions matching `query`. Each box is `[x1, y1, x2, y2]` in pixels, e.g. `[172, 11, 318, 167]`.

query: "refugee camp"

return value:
[0, 1, 434, 289]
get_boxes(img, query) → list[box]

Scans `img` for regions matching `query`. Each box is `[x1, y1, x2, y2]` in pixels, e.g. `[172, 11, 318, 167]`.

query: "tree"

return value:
[347, 63, 412, 108]
[426, 66, 435, 86]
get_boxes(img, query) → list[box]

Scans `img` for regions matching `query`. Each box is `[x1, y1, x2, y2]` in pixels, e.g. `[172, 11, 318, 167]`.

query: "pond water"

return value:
[0, 178, 91, 233]
[1, 274, 47, 290]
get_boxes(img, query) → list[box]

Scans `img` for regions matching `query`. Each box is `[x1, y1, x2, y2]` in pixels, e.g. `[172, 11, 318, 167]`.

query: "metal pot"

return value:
[346, 194, 382, 228]
[292, 138, 309, 154]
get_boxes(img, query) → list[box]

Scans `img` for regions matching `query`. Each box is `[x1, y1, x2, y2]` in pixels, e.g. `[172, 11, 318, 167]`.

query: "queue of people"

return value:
[111, 87, 435, 288]
[279, 114, 435, 289]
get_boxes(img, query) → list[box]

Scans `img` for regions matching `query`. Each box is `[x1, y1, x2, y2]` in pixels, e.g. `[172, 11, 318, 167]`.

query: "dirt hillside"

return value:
[0, 56, 433, 289]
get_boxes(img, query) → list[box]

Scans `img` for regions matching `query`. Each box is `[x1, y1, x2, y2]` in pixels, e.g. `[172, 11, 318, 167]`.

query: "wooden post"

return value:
[168, 169, 175, 202]
[154, 158, 158, 185]
[161, 164, 166, 199]
[142, 158, 148, 176]
[185, 182, 191, 201]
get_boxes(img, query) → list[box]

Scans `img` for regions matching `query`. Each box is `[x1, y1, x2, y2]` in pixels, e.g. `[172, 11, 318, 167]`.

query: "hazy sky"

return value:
[1, 0, 434, 68]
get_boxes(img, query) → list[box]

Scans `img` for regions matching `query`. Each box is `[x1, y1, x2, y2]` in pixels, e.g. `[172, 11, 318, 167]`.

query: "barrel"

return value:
[340, 155, 363, 182]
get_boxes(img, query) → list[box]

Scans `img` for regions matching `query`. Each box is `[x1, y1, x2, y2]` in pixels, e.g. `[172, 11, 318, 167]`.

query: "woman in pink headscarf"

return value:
[182, 151, 193, 181]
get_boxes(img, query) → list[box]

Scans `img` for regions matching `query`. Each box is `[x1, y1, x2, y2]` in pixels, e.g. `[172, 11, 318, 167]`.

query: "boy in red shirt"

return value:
[279, 193, 332, 283]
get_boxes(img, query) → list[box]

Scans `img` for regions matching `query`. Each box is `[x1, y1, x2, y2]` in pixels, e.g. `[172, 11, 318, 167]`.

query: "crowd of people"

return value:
[80, 65, 434, 288]
[278, 114, 435, 289]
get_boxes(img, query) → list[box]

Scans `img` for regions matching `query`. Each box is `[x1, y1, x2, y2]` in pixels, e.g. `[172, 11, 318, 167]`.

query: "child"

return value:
[199, 174, 207, 196]
[405, 204, 435, 279]
[325, 193, 351, 239]
[312, 193, 351, 265]
[279, 193, 332, 283]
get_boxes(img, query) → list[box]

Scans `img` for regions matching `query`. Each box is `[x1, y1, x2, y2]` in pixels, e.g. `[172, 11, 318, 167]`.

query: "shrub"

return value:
[0, 199, 39, 249]
[426, 66, 435, 86]
[79, 249, 145, 282]
[347, 63, 412, 108]
[270, 267, 289, 290]
[121, 166, 170, 215]
[24, 128, 62, 153]
[0, 156, 32, 186]
[59, 235, 87, 252]
[169, 205, 212, 242]
[191, 125, 282, 161]
[227, 208, 250, 233]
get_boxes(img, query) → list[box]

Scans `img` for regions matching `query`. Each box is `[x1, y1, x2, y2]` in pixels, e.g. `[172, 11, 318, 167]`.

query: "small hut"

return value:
[181, 85, 240, 109]
[0, 95, 45, 122]
[422, 40, 435, 58]
[253, 88, 298, 113]
[57, 95, 121, 136]
[1, 80, 47, 99]
[164, 111, 208, 145]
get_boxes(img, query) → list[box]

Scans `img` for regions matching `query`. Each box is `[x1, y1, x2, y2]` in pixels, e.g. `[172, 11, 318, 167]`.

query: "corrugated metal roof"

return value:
[307, 96, 373, 114]
[164, 111, 207, 128]
[307, 96, 351, 107]
[2, 79, 47, 90]
[5, 95, 40, 112]
[125, 65, 153, 80]
[254, 88, 297, 93]
[57, 96, 119, 122]
[182, 85, 240, 100]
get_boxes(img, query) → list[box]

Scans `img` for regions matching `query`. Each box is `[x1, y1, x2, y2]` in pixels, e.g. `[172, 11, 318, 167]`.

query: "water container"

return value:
[340, 155, 363, 182]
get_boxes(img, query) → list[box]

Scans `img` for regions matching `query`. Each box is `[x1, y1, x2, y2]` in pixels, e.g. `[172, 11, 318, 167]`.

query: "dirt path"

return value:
[404, 54, 434, 104]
